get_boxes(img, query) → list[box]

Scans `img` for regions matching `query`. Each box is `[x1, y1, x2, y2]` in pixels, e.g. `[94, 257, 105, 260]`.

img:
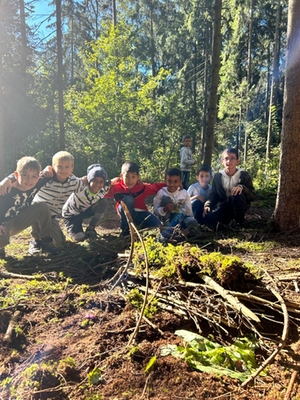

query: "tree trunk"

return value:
[203, 0, 222, 165]
[0, 23, 4, 176]
[112, 0, 117, 26]
[266, 0, 282, 161]
[56, 0, 65, 150]
[273, 0, 300, 231]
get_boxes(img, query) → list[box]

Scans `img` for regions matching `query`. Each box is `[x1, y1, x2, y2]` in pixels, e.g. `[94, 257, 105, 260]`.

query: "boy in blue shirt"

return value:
[187, 164, 212, 224]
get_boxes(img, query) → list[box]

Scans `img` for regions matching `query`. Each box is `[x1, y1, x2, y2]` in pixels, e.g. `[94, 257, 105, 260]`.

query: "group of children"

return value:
[0, 137, 255, 258]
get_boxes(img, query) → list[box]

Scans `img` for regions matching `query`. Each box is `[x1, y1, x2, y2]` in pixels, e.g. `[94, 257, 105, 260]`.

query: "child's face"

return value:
[196, 171, 211, 189]
[221, 151, 239, 175]
[183, 138, 192, 147]
[121, 171, 140, 189]
[14, 169, 40, 191]
[166, 175, 181, 193]
[53, 159, 74, 182]
[89, 176, 105, 194]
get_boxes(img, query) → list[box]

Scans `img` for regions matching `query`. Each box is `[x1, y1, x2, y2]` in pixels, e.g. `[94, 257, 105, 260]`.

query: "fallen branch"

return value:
[284, 369, 298, 400]
[241, 285, 289, 387]
[3, 310, 22, 345]
[197, 273, 260, 322]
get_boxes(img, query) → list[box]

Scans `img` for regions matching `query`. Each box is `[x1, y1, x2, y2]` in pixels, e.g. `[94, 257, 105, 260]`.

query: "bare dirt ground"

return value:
[0, 199, 300, 400]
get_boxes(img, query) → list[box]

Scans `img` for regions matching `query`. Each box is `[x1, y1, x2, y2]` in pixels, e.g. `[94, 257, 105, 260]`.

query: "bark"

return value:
[56, 0, 65, 150]
[0, 2, 4, 176]
[266, 0, 282, 160]
[203, 0, 222, 165]
[273, 0, 300, 231]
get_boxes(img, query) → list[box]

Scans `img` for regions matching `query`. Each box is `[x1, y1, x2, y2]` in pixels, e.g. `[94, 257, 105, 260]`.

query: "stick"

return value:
[241, 285, 289, 387]
[3, 310, 21, 345]
[197, 273, 260, 322]
[284, 370, 298, 400]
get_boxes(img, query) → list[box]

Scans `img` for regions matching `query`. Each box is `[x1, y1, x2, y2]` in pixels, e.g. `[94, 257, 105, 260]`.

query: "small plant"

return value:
[87, 367, 102, 385]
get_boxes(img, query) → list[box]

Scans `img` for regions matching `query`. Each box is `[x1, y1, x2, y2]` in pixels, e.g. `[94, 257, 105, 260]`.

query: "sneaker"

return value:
[28, 239, 42, 255]
[72, 232, 86, 242]
[40, 238, 57, 254]
[0, 248, 5, 259]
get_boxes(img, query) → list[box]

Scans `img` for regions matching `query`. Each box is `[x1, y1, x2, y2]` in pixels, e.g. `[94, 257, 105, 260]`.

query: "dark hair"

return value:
[196, 164, 212, 176]
[182, 134, 191, 141]
[121, 161, 139, 174]
[223, 147, 239, 159]
[166, 167, 181, 177]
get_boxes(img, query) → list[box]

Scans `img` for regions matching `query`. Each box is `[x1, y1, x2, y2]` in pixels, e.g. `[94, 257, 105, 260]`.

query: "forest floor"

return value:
[0, 196, 300, 400]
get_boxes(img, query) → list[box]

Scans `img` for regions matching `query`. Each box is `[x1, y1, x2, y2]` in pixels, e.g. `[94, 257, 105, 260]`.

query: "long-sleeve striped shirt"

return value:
[62, 183, 110, 218]
[32, 175, 85, 217]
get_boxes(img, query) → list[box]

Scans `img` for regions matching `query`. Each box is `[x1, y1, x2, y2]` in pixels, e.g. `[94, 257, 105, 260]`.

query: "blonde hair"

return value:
[52, 151, 74, 166]
[16, 156, 41, 174]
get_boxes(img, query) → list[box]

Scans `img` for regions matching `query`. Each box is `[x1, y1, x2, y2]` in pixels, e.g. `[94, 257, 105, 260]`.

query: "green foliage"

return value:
[87, 368, 102, 385]
[133, 237, 203, 279]
[0, 278, 71, 308]
[161, 330, 258, 382]
[126, 288, 158, 318]
[133, 238, 256, 287]
[145, 356, 157, 373]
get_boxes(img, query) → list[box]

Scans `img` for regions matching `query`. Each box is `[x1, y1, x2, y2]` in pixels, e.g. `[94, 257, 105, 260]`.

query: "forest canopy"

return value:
[0, 0, 287, 188]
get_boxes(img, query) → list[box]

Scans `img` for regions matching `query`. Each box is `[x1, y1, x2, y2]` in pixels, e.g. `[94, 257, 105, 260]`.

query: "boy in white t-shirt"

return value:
[154, 167, 197, 241]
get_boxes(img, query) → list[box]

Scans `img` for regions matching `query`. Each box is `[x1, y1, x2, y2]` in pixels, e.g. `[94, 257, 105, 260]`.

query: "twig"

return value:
[241, 285, 289, 387]
[284, 369, 298, 400]
[3, 310, 21, 345]
[197, 273, 260, 322]
[128, 222, 150, 346]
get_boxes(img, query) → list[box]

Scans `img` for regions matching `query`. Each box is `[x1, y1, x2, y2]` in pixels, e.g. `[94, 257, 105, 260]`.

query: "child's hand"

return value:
[231, 185, 243, 196]
[0, 224, 8, 235]
[110, 177, 121, 185]
[203, 206, 210, 217]
[197, 195, 205, 203]
[41, 165, 54, 178]
[81, 175, 88, 186]
[163, 203, 174, 213]
[0, 178, 13, 195]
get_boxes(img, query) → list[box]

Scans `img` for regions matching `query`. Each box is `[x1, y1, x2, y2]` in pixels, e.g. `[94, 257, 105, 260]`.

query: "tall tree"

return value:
[273, 0, 300, 230]
[204, 0, 222, 165]
[56, 0, 65, 149]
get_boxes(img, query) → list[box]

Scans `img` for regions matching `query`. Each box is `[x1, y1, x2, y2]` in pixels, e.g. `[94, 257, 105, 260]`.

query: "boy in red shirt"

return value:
[106, 161, 165, 236]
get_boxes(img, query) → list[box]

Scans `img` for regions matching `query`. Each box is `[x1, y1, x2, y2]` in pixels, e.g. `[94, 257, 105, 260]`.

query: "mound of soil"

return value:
[0, 202, 300, 399]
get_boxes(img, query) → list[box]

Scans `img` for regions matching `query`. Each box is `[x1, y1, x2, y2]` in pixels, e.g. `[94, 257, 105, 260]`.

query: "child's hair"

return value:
[182, 134, 191, 142]
[222, 147, 239, 159]
[16, 156, 41, 174]
[166, 167, 182, 178]
[196, 164, 212, 176]
[52, 151, 74, 165]
[121, 161, 139, 175]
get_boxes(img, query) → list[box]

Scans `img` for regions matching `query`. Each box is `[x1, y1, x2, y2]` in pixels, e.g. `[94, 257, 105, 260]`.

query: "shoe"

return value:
[40, 238, 57, 254]
[0, 248, 5, 259]
[72, 232, 86, 242]
[28, 239, 42, 255]
[85, 226, 97, 239]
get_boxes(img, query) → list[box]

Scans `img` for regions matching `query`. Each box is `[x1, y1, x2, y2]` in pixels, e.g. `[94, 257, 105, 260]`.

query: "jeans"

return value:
[203, 194, 249, 227]
[181, 171, 190, 190]
[161, 212, 198, 239]
[118, 195, 161, 235]
[64, 198, 108, 236]
[191, 199, 205, 224]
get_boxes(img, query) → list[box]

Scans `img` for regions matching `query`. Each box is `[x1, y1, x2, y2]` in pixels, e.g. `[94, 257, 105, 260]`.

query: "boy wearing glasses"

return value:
[203, 148, 255, 228]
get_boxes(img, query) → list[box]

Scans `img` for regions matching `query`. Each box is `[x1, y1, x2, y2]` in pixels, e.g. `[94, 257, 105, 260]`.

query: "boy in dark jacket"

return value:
[203, 148, 255, 228]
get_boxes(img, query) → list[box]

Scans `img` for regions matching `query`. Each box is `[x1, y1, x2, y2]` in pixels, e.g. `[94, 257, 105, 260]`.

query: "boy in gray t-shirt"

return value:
[187, 164, 212, 224]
